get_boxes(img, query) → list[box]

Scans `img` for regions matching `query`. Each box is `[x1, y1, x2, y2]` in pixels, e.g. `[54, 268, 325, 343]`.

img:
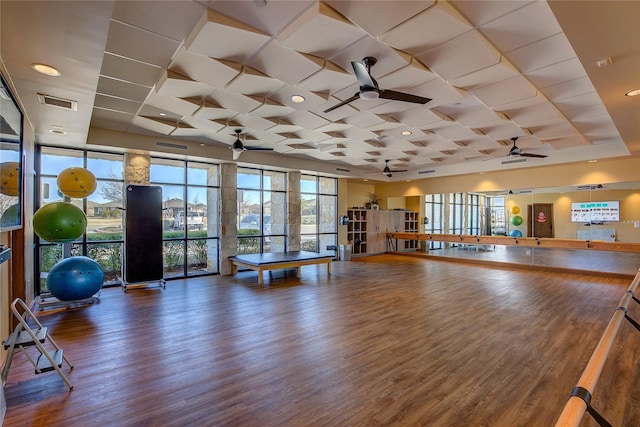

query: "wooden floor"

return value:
[4, 255, 640, 426]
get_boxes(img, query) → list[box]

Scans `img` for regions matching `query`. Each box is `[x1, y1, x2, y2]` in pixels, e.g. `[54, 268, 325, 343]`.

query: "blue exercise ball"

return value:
[47, 256, 104, 301]
[509, 230, 523, 237]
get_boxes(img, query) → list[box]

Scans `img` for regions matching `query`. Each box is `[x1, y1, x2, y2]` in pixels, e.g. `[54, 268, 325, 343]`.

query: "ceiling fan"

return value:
[323, 57, 432, 113]
[231, 129, 273, 160]
[382, 160, 408, 178]
[508, 137, 547, 158]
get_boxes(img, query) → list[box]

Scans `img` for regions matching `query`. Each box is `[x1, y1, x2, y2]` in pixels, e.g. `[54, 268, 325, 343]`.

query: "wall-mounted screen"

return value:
[570, 201, 620, 223]
[0, 72, 23, 231]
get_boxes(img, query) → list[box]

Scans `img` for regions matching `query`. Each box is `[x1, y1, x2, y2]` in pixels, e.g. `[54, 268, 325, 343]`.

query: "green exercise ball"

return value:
[1, 203, 19, 227]
[33, 202, 87, 243]
[510, 215, 523, 226]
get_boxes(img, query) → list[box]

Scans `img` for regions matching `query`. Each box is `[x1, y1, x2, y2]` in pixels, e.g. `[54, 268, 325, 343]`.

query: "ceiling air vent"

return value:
[502, 158, 527, 165]
[418, 169, 436, 175]
[335, 167, 350, 172]
[37, 93, 77, 111]
[156, 141, 188, 150]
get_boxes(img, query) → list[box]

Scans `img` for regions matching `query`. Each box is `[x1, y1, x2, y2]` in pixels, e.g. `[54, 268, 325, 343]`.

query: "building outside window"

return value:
[150, 158, 220, 278]
[36, 149, 221, 291]
[424, 194, 444, 250]
[237, 167, 286, 255]
[300, 175, 337, 256]
[36, 147, 125, 292]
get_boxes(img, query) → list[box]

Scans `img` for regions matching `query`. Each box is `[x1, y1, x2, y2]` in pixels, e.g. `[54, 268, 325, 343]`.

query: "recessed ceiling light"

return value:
[363, 179, 368, 182]
[200, 143, 205, 147]
[159, 112, 167, 116]
[49, 129, 66, 135]
[405, 180, 411, 182]
[31, 63, 61, 76]
[625, 89, 640, 97]
[588, 159, 598, 163]
[291, 95, 305, 103]
[401, 130, 412, 136]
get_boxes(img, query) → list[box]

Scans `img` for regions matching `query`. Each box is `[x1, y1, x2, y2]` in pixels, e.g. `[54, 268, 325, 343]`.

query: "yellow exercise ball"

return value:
[57, 167, 97, 199]
[0, 161, 19, 196]
[510, 205, 521, 215]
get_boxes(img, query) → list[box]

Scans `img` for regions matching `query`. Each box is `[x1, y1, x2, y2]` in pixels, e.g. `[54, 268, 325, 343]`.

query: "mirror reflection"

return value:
[0, 73, 23, 231]
[417, 182, 640, 276]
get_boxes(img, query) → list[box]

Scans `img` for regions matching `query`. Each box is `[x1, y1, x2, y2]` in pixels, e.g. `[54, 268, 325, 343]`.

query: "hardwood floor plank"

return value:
[3, 255, 640, 426]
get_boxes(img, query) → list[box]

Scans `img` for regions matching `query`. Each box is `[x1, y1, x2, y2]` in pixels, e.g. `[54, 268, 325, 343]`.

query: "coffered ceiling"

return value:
[1, 1, 638, 180]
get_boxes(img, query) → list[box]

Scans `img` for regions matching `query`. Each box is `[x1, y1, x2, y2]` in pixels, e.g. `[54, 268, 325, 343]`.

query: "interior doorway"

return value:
[527, 204, 554, 238]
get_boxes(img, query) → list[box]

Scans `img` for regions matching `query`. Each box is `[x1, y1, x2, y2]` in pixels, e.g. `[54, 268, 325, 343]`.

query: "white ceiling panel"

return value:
[278, 2, 366, 58]
[525, 58, 588, 89]
[248, 43, 325, 85]
[380, 2, 472, 55]
[156, 70, 214, 98]
[225, 65, 286, 96]
[417, 30, 501, 81]
[471, 75, 538, 108]
[170, 51, 240, 90]
[506, 33, 576, 74]
[447, 57, 520, 90]
[93, 94, 141, 115]
[539, 77, 597, 102]
[104, 20, 181, 68]
[326, 1, 434, 36]
[298, 61, 355, 93]
[91, 108, 134, 132]
[478, 1, 563, 53]
[209, 89, 263, 114]
[451, 1, 534, 27]
[206, 1, 315, 37]
[96, 76, 151, 102]
[187, 9, 271, 62]
[502, 102, 563, 127]
[112, 0, 205, 42]
[249, 98, 296, 118]
[100, 53, 163, 87]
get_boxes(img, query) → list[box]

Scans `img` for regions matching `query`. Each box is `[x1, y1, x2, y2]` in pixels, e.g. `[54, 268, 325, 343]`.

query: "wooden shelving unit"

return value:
[347, 209, 368, 255]
[404, 211, 419, 250]
[347, 209, 420, 255]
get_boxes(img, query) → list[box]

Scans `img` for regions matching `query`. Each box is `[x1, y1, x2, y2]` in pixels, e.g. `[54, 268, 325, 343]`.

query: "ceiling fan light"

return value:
[232, 140, 244, 152]
[360, 89, 379, 100]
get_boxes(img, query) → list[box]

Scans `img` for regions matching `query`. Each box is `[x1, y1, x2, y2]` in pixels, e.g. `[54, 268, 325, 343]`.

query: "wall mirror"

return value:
[0, 72, 23, 231]
[482, 182, 640, 243]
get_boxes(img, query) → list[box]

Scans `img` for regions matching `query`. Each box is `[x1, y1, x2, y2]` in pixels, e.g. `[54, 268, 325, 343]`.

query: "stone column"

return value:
[219, 163, 237, 275]
[124, 152, 150, 185]
[287, 171, 301, 251]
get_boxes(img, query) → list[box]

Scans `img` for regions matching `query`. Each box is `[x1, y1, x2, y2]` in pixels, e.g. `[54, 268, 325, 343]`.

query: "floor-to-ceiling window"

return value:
[36, 149, 221, 290]
[237, 167, 287, 255]
[490, 197, 506, 235]
[467, 193, 481, 235]
[425, 194, 444, 250]
[300, 175, 337, 255]
[150, 158, 220, 278]
[449, 192, 465, 237]
[36, 147, 125, 292]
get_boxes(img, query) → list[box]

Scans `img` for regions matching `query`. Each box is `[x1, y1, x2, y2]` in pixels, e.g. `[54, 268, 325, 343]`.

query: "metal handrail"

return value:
[554, 268, 640, 427]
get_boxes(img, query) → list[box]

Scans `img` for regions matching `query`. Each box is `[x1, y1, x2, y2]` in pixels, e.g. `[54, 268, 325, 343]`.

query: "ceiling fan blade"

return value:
[245, 147, 274, 151]
[520, 153, 547, 158]
[379, 89, 431, 105]
[351, 61, 376, 89]
[323, 93, 359, 113]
